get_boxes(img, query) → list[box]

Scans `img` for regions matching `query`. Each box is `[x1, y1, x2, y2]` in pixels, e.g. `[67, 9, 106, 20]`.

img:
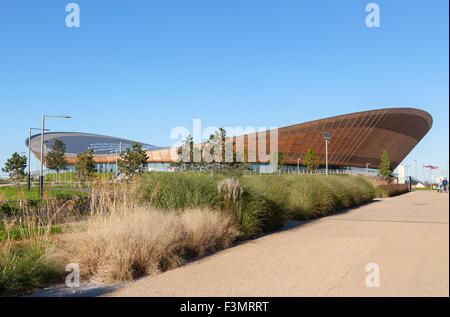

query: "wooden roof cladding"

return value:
[35, 108, 432, 170]
[241, 107, 432, 169]
[144, 108, 431, 170]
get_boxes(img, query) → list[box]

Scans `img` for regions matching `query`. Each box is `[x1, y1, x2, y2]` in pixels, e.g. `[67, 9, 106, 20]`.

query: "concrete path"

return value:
[107, 191, 449, 297]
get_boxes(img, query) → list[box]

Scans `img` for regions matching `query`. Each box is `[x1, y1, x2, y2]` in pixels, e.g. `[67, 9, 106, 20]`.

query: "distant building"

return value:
[26, 108, 432, 174]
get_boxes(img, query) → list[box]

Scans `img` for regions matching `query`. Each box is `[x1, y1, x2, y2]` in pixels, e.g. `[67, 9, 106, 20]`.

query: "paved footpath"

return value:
[107, 191, 449, 297]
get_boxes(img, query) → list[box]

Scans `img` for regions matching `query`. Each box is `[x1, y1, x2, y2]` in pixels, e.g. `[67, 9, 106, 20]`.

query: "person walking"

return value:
[442, 177, 448, 193]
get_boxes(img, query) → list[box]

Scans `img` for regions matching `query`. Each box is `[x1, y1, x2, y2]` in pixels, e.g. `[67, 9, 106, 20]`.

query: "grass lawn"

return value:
[0, 186, 90, 201]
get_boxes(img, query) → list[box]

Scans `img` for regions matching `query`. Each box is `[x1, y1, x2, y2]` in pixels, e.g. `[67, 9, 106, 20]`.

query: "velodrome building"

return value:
[26, 108, 432, 174]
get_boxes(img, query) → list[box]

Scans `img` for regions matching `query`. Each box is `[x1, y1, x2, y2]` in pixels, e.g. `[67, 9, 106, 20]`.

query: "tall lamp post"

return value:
[415, 160, 418, 181]
[27, 127, 49, 191]
[39, 115, 71, 198]
[322, 132, 331, 176]
[404, 165, 411, 190]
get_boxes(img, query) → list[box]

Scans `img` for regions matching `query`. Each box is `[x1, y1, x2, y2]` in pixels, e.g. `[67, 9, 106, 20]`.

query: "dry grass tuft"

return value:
[376, 183, 409, 197]
[63, 207, 239, 282]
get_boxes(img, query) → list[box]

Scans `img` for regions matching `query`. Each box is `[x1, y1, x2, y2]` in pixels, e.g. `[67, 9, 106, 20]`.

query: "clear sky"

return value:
[0, 0, 448, 180]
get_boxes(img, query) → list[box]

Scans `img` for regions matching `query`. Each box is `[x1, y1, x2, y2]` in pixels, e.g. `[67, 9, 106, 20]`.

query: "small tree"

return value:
[74, 149, 95, 181]
[277, 151, 285, 171]
[271, 151, 285, 172]
[170, 129, 253, 174]
[2, 152, 27, 183]
[378, 149, 392, 182]
[302, 148, 319, 172]
[45, 139, 67, 173]
[118, 142, 149, 176]
[170, 135, 199, 171]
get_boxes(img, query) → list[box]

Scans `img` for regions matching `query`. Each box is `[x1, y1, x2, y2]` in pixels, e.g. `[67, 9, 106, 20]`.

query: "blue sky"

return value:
[0, 0, 448, 179]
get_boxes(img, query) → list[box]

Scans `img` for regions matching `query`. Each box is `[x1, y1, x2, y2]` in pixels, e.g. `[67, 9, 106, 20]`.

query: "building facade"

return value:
[26, 108, 433, 173]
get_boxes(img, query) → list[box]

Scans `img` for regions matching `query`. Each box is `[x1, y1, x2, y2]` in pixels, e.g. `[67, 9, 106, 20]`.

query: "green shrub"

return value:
[137, 173, 277, 239]
[0, 242, 63, 296]
[376, 183, 409, 197]
[137, 173, 222, 210]
[242, 174, 374, 220]
[0, 223, 62, 242]
[241, 174, 365, 221]
[137, 173, 375, 237]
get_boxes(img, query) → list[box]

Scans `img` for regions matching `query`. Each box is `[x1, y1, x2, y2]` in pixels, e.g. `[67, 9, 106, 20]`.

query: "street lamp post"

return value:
[39, 115, 71, 198]
[115, 146, 119, 175]
[118, 141, 122, 175]
[415, 160, 418, 180]
[404, 165, 411, 190]
[27, 127, 49, 191]
[322, 132, 331, 176]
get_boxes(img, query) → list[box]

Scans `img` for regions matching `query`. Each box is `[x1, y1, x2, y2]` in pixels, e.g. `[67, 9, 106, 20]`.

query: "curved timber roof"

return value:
[27, 108, 432, 170]
[144, 107, 432, 169]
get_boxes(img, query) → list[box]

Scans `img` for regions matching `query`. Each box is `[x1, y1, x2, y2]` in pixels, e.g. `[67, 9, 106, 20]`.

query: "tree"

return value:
[170, 129, 252, 174]
[378, 149, 392, 181]
[74, 149, 95, 181]
[271, 151, 285, 171]
[203, 128, 252, 174]
[2, 152, 27, 182]
[302, 148, 319, 172]
[169, 135, 200, 171]
[118, 142, 149, 176]
[45, 139, 67, 173]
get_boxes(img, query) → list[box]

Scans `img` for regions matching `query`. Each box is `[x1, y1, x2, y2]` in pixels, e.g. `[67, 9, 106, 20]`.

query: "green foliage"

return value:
[137, 173, 375, 238]
[377, 150, 392, 181]
[0, 223, 62, 242]
[2, 152, 27, 182]
[270, 151, 285, 171]
[170, 129, 253, 175]
[118, 142, 149, 176]
[376, 183, 409, 197]
[137, 173, 281, 239]
[170, 135, 200, 171]
[45, 140, 67, 173]
[242, 174, 374, 221]
[74, 149, 95, 181]
[0, 186, 88, 201]
[137, 172, 221, 210]
[302, 148, 319, 172]
[0, 242, 63, 296]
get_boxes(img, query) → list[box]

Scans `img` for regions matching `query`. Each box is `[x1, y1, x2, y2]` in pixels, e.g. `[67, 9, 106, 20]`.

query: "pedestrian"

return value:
[442, 177, 448, 193]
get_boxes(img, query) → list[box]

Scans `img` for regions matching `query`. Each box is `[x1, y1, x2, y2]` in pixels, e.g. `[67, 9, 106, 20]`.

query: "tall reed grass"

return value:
[376, 183, 409, 197]
[63, 183, 239, 281]
[0, 241, 63, 296]
[242, 174, 375, 220]
[0, 203, 66, 296]
[137, 173, 375, 234]
[137, 173, 285, 238]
